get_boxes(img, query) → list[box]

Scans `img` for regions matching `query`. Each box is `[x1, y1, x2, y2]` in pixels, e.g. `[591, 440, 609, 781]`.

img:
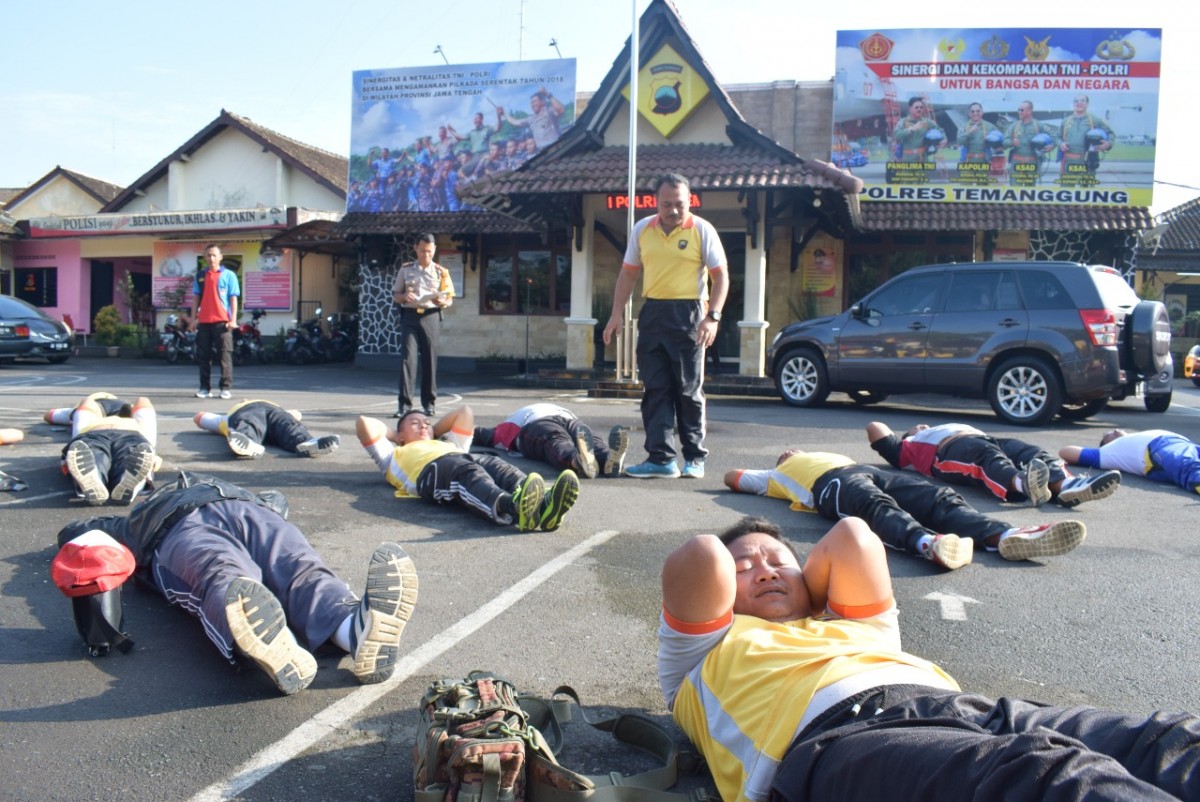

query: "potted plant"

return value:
[92, 305, 122, 356]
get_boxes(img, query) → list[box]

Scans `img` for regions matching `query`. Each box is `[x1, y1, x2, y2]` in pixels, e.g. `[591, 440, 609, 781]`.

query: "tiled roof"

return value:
[858, 202, 1151, 232]
[0, 188, 23, 207]
[1150, 196, 1200, 250]
[3, 166, 125, 211]
[334, 211, 536, 236]
[103, 109, 347, 211]
[463, 144, 862, 196]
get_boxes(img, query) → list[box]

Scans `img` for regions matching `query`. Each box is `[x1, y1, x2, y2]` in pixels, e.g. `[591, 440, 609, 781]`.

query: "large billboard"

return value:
[833, 29, 1161, 206]
[347, 59, 577, 214]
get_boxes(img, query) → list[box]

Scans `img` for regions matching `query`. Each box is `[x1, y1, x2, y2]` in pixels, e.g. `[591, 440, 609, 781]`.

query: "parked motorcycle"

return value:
[283, 308, 331, 365]
[158, 314, 197, 365]
[326, 312, 358, 362]
[232, 309, 270, 366]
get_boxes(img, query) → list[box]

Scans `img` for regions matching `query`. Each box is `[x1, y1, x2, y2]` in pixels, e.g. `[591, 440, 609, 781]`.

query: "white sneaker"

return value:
[226, 431, 265, 459]
[111, 442, 155, 504]
[998, 521, 1086, 561]
[922, 534, 973, 570]
[296, 435, 340, 457]
[224, 577, 316, 696]
[1020, 458, 1052, 506]
[196, 389, 210, 399]
[219, 389, 232, 400]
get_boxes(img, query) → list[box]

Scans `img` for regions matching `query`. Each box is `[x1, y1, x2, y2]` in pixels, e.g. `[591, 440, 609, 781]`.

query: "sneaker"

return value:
[350, 543, 419, 684]
[998, 521, 1087, 561]
[224, 577, 317, 696]
[681, 459, 705, 479]
[111, 442, 155, 504]
[922, 534, 973, 570]
[196, 389, 211, 399]
[66, 440, 109, 506]
[296, 435, 340, 457]
[572, 424, 599, 479]
[1056, 470, 1121, 508]
[226, 431, 265, 459]
[539, 470, 580, 531]
[512, 473, 546, 531]
[625, 460, 681, 479]
[604, 426, 630, 477]
[1020, 458, 1052, 506]
[219, 389, 233, 400]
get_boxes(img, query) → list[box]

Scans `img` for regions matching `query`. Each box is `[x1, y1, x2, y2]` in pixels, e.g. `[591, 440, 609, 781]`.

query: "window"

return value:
[845, 233, 974, 307]
[17, 267, 58, 307]
[864, 273, 945, 317]
[481, 235, 572, 315]
[1018, 271, 1073, 310]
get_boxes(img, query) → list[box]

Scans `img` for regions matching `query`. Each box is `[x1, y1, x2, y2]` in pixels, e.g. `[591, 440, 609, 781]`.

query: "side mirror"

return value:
[850, 304, 864, 319]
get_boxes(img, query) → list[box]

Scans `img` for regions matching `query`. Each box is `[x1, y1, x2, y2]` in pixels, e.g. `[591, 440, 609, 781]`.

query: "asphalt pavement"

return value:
[2, 357, 1199, 801]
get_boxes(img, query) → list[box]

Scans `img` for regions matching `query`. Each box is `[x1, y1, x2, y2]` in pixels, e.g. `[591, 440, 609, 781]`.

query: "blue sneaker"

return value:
[625, 460, 681, 479]
[681, 460, 705, 479]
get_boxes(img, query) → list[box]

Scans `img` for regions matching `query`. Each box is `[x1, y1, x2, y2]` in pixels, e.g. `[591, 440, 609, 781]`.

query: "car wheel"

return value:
[1127, 301, 1172, 377]
[1058, 398, 1107, 420]
[988, 355, 1062, 426]
[47, 355, 70, 365]
[774, 347, 830, 408]
[848, 390, 889, 406]
[1145, 390, 1172, 413]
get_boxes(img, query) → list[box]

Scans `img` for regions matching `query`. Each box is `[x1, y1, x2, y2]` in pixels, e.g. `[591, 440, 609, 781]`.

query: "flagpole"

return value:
[620, 0, 640, 381]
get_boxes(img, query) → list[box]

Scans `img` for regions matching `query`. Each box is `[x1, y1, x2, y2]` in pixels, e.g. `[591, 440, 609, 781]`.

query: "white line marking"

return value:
[924, 590, 980, 621]
[0, 490, 70, 506]
[188, 528, 622, 802]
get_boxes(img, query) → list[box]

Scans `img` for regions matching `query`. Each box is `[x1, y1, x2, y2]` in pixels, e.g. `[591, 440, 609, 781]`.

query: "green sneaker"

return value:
[539, 470, 580, 531]
[512, 473, 545, 531]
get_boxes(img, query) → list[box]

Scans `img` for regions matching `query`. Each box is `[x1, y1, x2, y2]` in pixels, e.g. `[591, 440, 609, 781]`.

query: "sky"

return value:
[1, 0, 1195, 216]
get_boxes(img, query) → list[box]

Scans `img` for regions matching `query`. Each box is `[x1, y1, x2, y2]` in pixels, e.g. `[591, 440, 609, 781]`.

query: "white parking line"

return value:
[188, 528, 622, 802]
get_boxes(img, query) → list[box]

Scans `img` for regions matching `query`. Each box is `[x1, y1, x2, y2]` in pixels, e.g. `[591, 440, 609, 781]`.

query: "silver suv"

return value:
[766, 261, 1173, 426]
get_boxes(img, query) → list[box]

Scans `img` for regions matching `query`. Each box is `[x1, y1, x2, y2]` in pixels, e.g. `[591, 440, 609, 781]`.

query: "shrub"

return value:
[92, 305, 122, 346]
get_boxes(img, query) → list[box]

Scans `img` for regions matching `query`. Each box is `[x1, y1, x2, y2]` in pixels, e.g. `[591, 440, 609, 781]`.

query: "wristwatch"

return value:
[707, 310, 722, 322]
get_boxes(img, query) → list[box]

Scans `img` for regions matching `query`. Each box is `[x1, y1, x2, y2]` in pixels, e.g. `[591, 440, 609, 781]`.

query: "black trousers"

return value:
[773, 685, 1200, 802]
[813, 465, 1010, 554]
[415, 452, 526, 523]
[636, 299, 706, 464]
[936, 435, 1068, 502]
[398, 308, 441, 411]
[513, 417, 610, 471]
[195, 322, 233, 392]
[228, 402, 311, 453]
[63, 429, 152, 490]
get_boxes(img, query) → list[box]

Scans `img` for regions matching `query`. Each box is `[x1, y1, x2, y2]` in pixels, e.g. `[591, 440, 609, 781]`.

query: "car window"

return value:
[0, 296, 40, 317]
[1090, 270, 1139, 311]
[945, 271, 1003, 312]
[1017, 271, 1073, 310]
[864, 273, 944, 317]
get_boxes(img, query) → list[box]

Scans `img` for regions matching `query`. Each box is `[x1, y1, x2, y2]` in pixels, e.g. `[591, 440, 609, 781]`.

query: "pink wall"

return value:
[12, 239, 84, 328]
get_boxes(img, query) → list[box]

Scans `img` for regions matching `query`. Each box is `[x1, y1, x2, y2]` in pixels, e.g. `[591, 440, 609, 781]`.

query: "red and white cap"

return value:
[51, 530, 135, 598]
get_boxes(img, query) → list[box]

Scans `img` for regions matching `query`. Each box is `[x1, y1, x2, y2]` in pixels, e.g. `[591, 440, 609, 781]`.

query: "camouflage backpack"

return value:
[413, 670, 699, 802]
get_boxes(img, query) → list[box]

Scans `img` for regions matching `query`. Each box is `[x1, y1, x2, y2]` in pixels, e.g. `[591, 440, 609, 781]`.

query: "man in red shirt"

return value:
[191, 244, 240, 399]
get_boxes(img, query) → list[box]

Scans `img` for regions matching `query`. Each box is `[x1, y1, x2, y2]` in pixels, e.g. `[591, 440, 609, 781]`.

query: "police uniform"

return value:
[623, 212, 726, 466]
[1060, 113, 1116, 173]
[392, 260, 455, 414]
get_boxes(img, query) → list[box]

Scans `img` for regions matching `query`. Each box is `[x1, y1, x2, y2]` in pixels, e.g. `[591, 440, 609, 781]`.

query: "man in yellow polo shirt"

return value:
[602, 174, 728, 479]
[660, 516, 1200, 802]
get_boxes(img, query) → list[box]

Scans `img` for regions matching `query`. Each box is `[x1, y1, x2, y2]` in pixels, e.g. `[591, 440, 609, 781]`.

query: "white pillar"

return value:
[564, 204, 597, 370]
[740, 194, 768, 377]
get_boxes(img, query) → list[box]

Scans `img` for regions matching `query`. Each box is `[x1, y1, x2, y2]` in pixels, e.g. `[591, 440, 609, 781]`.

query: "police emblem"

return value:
[678, 240, 689, 250]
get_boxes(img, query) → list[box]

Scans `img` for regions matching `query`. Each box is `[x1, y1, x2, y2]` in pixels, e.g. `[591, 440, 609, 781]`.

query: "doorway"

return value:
[711, 233, 744, 375]
[89, 260, 114, 328]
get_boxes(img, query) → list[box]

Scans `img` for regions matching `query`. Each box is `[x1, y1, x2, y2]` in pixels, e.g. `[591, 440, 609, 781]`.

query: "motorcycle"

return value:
[158, 314, 196, 365]
[232, 309, 270, 366]
[326, 312, 358, 362]
[283, 308, 330, 365]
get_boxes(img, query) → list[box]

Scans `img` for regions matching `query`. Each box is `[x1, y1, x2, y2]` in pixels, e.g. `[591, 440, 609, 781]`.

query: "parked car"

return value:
[765, 261, 1172, 426]
[1185, 344, 1200, 387]
[0, 296, 74, 364]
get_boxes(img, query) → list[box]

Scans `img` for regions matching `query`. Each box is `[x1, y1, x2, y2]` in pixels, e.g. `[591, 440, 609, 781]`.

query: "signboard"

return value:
[833, 28, 1161, 206]
[348, 59, 577, 213]
[604, 192, 703, 210]
[620, 43, 711, 138]
[26, 207, 288, 237]
[152, 240, 292, 311]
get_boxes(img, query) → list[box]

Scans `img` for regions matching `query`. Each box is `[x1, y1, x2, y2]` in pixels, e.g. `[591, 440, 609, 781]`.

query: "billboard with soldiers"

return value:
[347, 59, 577, 214]
[833, 28, 1161, 206]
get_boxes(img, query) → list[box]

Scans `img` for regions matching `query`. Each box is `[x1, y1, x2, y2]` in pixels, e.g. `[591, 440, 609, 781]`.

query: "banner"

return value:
[152, 241, 292, 311]
[833, 28, 1161, 206]
[347, 59, 577, 213]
